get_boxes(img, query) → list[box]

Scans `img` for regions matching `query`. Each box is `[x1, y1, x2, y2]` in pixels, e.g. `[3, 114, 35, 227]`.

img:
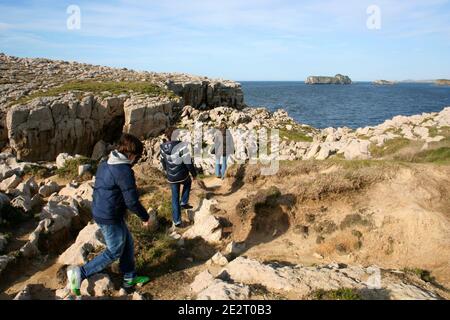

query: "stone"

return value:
[190, 270, 216, 294]
[207, 252, 229, 266]
[183, 199, 222, 244]
[55, 288, 71, 300]
[80, 273, 114, 297]
[91, 140, 108, 160]
[78, 164, 91, 176]
[40, 198, 79, 233]
[11, 195, 32, 212]
[132, 292, 146, 300]
[343, 140, 371, 160]
[224, 241, 246, 256]
[0, 174, 21, 192]
[56, 153, 74, 169]
[58, 223, 105, 265]
[39, 181, 61, 198]
[196, 280, 250, 300]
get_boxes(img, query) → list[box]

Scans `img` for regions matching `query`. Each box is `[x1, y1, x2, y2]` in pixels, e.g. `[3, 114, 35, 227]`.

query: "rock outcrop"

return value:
[0, 54, 244, 151]
[306, 74, 352, 85]
[373, 80, 396, 85]
[190, 257, 441, 300]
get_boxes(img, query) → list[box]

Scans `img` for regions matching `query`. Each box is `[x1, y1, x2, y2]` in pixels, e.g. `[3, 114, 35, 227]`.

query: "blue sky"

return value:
[1, 0, 450, 81]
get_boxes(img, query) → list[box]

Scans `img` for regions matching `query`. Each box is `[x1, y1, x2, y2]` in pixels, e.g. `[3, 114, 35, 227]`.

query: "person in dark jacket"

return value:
[66, 134, 151, 297]
[214, 123, 234, 179]
[160, 127, 197, 228]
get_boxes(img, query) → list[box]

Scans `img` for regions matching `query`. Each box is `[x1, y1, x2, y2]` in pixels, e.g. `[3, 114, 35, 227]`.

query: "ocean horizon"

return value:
[241, 81, 450, 129]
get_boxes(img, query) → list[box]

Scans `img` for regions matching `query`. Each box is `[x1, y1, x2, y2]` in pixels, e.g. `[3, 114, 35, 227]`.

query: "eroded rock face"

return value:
[6, 94, 127, 161]
[0, 54, 244, 151]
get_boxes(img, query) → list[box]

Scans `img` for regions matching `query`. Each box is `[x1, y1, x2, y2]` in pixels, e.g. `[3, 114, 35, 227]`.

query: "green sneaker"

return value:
[66, 266, 82, 297]
[123, 276, 151, 290]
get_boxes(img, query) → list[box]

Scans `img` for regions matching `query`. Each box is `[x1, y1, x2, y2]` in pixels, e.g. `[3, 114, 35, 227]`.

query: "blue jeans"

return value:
[170, 178, 192, 225]
[215, 156, 228, 179]
[80, 221, 136, 281]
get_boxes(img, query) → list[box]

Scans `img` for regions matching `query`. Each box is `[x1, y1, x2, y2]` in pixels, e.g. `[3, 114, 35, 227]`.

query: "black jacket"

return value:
[160, 141, 197, 183]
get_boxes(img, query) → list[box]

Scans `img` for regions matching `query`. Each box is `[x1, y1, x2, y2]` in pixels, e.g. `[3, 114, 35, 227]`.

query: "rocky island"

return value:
[1, 54, 449, 301]
[435, 79, 450, 86]
[305, 74, 352, 85]
[373, 80, 396, 85]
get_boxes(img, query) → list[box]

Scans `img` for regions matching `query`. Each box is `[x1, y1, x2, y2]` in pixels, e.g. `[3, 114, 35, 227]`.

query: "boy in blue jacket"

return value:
[67, 134, 151, 296]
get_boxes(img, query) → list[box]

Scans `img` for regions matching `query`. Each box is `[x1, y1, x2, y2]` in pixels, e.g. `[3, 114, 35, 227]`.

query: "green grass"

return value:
[428, 126, 450, 138]
[12, 80, 177, 106]
[312, 288, 362, 300]
[127, 215, 177, 274]
[56, 157, 98, 179]
[279, 129, 313, 142]
[23, 164, 52, 179]
[369, 138, 411, 158]
[409, 147, 450, 164]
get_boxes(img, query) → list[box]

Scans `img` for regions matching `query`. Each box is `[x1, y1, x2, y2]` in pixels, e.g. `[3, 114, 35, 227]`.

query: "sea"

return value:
[241, 81, 450, 129]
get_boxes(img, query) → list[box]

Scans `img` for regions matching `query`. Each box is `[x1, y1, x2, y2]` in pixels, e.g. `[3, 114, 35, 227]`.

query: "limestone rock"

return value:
[39, 181, 61, 198]
[80, 273, 114, 297]
[58, 223, 105, 265]
[343, 140, 371, 160]
[207, 252, 229, 267]
[306, 74, 352, 85]
[197, 280, 250, 300]
[0, 174, 21, 192]
[183, 199, 222, 244]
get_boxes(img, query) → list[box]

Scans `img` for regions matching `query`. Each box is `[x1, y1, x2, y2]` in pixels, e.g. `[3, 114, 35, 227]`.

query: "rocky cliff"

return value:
[306, 74, 352, 85]
[0, 54, 244, 160]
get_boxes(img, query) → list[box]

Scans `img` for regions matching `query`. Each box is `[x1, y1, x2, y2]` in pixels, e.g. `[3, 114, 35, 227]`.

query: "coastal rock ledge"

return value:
[306, 74, 352, 85]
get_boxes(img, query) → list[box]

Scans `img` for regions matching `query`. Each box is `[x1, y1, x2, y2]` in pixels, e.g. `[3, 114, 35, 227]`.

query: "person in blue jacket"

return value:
[160, 127, 197, 228]
[66, 133, 151, 297]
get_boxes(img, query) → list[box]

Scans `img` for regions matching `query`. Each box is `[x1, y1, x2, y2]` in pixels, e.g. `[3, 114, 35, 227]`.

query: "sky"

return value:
[0, 0, 450, 81]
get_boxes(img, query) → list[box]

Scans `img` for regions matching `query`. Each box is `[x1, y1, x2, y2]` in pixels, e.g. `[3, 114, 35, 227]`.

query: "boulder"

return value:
[10, 195, 32, 213]
[56, 153, 73, 169]
[40, 197, 79, 233]
[0, 174, 21, 192]
[343, 140, 371, 160]
[80, 273, 114, 297]
[196, 280, 250, 300]
[58, 223, 105, 265]
[91, 140, 108, 161]
[224, 241, 246, 256]
[38, 181, 61, 198]
[183, 199, 222, 244]
[123, 96, 173, 139]
[207, 252, 229, 267]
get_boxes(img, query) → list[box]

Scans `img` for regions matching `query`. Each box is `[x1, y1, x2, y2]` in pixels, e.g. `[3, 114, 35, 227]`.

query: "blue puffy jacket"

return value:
[92, 150, 149, 225]
[160, 140, 197, 183]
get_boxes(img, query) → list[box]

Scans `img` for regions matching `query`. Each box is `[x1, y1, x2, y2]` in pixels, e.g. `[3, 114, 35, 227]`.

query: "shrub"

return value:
[56, 157, 98, 179]
[313, 288, 362, 300]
